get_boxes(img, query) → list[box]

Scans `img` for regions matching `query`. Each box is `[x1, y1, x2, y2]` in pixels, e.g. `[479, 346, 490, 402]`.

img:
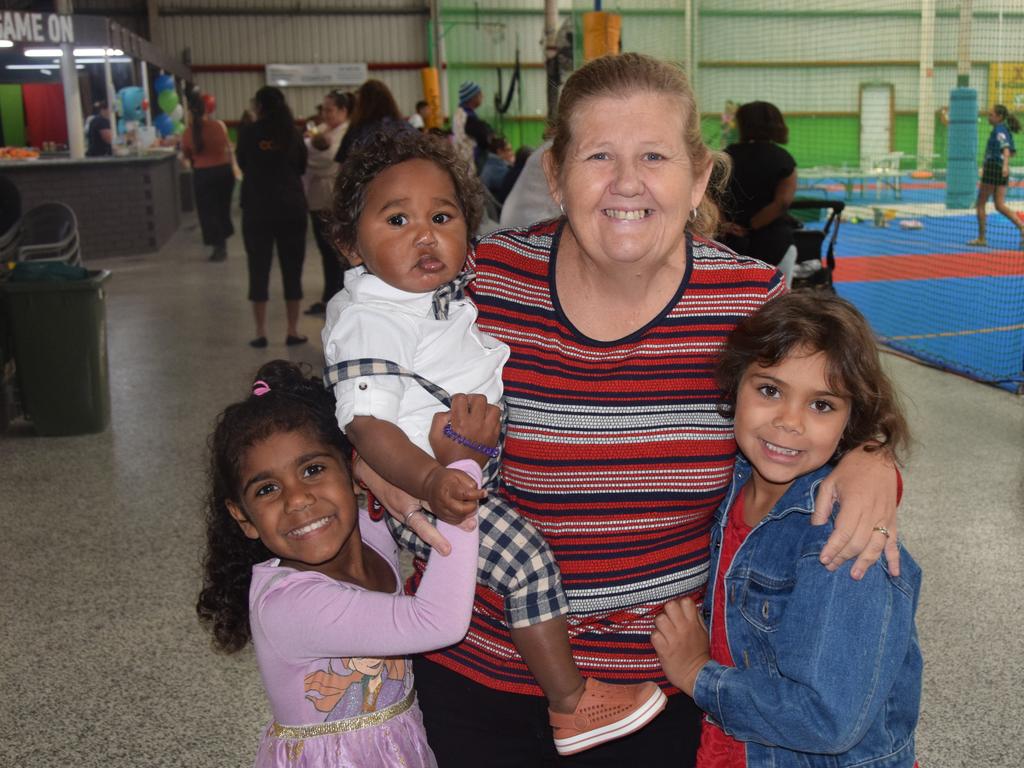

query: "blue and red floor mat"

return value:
[818, 203, 1024, 391]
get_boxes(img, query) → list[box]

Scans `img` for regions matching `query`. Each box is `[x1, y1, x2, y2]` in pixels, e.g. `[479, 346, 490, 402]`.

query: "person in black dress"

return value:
[236, 86, 308, 348]
[719, 101, 797, 267]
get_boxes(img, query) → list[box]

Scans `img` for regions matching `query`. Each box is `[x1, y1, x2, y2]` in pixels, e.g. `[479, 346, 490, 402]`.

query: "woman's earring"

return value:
[689, 207, 698, 223]
[559, 201, 566, 216]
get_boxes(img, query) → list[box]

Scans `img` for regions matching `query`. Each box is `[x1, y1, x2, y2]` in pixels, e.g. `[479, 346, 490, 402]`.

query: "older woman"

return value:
[363, 53, 899, 767]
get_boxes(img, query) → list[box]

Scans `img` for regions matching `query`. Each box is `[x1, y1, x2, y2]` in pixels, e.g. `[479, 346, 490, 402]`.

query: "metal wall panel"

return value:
[159, 14, 426, 65]
[152, 1, 1024, 139]
[158, 0, 423, 11]
[157, 11, 426, 123]
[700, 0, 960, 12]
[70, 0, 147, 11]
[697, 9, 1024, 112]
[191, 69, 425, 125]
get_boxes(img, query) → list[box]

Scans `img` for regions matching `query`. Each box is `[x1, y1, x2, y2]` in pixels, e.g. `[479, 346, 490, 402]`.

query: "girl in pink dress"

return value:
[197, 360, 494, 767]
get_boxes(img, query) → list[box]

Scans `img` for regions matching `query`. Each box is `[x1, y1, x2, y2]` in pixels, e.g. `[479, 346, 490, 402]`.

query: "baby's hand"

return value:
[430, 394, 501, 468]
[651, 598, 710, 698]
[423, 465, 485, 527]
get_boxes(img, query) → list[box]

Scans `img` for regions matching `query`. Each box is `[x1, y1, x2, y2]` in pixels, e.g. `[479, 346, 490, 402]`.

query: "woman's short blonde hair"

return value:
[546, 52, 727, 238]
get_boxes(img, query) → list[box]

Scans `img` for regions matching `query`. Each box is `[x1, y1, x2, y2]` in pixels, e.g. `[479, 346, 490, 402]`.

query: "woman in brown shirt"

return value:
[182, 92, 235, 262]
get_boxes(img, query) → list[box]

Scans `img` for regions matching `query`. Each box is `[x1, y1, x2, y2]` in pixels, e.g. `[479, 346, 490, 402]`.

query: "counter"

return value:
[0, 150, 181, 258]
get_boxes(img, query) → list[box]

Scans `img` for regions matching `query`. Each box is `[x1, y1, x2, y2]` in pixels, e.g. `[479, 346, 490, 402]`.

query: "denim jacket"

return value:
[693, 456, 922, 767]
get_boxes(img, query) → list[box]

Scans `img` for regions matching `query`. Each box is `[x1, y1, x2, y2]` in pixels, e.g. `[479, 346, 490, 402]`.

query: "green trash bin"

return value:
[0, 268, 111, 435]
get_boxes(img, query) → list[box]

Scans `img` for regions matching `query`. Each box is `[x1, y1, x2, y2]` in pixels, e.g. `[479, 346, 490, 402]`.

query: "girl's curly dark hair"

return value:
[716, 292, 909, 463]
[196, 360, 352, 653]
[331, 128, 484, 257]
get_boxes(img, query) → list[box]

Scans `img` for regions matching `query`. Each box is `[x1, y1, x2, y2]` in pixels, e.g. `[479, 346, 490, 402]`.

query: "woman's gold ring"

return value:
[872, 525, 890, 539]
[404, 509, 422, 526]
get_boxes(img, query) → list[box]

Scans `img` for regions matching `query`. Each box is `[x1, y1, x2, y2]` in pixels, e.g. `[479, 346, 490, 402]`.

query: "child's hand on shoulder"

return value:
[651, 597, 711, 697]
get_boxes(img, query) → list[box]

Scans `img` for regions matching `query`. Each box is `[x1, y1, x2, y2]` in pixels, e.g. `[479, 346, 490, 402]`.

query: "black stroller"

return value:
[786, 199, 844, 292]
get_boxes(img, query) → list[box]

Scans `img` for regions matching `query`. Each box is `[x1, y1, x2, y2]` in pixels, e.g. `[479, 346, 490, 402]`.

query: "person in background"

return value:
[478, 135, 518, 204]
[182, 91, 235, 262]
[720, 99, 738, 149]
[235, 86, 308, 348]
[83, 101, 101, 139]
[306, 103, 325, 133]
[453, 81, 495, 172]
[85, 101, 113, 157]
[969, 104, 1024, 249]
[719, 101, 798, 267]
[408, 100, 431, 131]
[498, 139, 561, 228]
[303, 90, 354, 316]
[334, 79, 409, 165]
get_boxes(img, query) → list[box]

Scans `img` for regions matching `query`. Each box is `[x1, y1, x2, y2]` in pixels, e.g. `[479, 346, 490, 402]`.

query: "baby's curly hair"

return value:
[331, 127, 485, 257]
[196, 360, 352, 653]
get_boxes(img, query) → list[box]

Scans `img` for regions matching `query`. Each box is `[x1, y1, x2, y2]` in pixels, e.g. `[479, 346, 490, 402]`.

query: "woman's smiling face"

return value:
[545, 91, 711, 270]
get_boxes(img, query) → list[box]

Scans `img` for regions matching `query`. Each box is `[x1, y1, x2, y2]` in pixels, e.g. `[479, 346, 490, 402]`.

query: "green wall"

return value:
[701, 112, 1010, 171]
[0, 85, 26, 147]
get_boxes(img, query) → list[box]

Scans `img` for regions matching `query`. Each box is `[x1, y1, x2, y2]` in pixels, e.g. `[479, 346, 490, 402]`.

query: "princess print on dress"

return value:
[305, 657, 408, 720]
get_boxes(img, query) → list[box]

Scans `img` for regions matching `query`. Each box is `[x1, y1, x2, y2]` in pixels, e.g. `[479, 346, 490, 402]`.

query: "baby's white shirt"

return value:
[322, 267, 509, 455]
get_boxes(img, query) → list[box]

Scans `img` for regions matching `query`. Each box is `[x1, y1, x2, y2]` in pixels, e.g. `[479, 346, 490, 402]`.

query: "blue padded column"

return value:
[946, 87, 978, 209]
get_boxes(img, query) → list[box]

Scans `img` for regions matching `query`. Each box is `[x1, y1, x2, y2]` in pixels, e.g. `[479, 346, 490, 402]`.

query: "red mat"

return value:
[834, 251, 1024, 282]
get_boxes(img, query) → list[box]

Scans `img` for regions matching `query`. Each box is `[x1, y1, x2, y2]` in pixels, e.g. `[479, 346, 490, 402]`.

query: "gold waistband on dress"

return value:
[270, 689, 415, 739]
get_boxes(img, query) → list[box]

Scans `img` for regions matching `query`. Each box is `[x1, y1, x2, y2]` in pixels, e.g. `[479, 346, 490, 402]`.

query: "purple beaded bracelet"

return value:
[442, 423, 500, 458]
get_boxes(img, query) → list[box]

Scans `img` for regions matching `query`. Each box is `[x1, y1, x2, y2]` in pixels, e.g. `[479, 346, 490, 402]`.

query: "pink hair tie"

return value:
[252, 380, 271, 397]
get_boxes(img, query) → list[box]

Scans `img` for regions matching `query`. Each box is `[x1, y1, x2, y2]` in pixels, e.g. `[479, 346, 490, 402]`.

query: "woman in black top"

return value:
[720, 101, 798, 267]
[236, 86, 308, 348]
[333, 79, 409, 165]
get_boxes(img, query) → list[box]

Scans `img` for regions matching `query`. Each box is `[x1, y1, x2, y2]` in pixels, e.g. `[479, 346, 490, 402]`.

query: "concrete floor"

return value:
[1, 213, 1022, 767]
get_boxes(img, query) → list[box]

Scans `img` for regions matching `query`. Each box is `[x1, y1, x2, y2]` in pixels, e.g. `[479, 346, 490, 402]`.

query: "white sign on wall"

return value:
[265, 63, 368, 88]
[1, 12, 75, 43]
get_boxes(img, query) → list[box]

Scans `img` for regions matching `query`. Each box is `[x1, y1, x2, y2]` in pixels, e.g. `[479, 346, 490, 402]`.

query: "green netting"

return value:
[437, 1, 1024, 391]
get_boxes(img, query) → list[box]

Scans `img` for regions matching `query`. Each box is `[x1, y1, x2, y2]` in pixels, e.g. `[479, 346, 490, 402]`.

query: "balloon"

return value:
[157, 89, 179, 115]
[173, 120, 185, 135]
[170, 104, 184, 121]
[202, 93, 216, 115]
[117, 86, 145, 121]
[154, 74, 174, 93]
[153, 113, 174, 137]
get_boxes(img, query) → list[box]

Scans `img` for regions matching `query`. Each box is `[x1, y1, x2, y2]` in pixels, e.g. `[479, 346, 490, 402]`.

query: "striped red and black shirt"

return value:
[420, 220, 783, 695]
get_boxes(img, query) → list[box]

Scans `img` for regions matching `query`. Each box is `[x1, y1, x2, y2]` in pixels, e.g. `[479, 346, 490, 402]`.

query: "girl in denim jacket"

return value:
[653, 292, 922, 767]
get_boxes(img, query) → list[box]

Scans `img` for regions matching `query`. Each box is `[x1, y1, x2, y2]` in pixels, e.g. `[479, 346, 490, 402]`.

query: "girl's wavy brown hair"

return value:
[717, 292, 910, 463]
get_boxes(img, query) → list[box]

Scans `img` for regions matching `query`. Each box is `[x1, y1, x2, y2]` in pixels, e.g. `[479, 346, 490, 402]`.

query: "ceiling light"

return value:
[24, 48, 63, 57]
[6, 64, 57, 70]
[76, 57, 132, 64]
[0, 41, 14, 48]
[73, 48, 124, 57]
